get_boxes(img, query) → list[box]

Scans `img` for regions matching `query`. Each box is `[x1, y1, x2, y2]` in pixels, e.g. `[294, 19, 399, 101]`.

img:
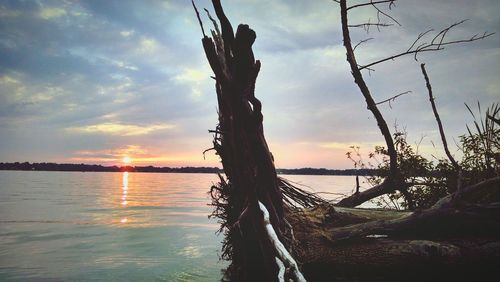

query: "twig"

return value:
[375, 91, 412, 107]
[353, 38, 374, 51]
[370, 0, 401, 26]
[360, 21, 494, 70]
[202, 147, 216, 159]
[279, 177, 328, 208]
[347, 0, 397, 11]
[348, 23, 393, 30]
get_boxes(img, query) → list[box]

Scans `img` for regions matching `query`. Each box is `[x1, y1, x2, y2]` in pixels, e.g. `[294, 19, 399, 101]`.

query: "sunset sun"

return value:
[122, 156, 132, 164]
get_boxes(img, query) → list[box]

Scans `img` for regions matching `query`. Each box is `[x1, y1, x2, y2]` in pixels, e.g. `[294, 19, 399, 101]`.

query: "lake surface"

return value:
[0, 171, 358, 281]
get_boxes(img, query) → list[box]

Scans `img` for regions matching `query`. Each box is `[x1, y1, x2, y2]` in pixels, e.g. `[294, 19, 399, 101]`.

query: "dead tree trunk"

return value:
[287, 176, 500, 281]
[336, 0, 411, 209]
[193, 1, 292, 281]
[334, 0, 491, 209]
[191, 2, 498, 281]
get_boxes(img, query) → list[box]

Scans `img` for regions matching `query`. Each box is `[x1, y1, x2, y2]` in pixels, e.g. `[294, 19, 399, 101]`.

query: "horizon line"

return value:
[0, 161, 371, 174]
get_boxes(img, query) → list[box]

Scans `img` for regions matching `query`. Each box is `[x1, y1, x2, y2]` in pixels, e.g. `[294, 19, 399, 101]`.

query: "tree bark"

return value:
[339, 0, 397, 176]
[337, 0, 413, 209]
[196, 1, 287, 280]
[287, 177, 500, 281]
[421, 63, 460, 170]
[193, 2, 499, 281]
[331, 177, 500, 243]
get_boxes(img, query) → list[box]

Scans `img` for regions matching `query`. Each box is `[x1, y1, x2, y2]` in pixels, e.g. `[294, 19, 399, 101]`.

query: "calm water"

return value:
[0, 171, 358, 281]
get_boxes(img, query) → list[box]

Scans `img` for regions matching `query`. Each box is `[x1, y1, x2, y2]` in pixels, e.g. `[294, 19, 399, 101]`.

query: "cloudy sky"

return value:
[0, 0, 498, 169]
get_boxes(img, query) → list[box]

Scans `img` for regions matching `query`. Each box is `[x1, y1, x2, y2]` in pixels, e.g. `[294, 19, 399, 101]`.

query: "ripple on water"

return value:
[0, 171, 228, 280]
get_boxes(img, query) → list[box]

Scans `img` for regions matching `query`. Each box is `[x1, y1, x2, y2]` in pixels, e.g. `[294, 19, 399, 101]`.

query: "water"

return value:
[0, 171, 358, 281]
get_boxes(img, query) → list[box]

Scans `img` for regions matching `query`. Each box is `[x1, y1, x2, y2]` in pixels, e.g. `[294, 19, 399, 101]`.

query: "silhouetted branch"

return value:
[370, 0, 400, 26]
[346, 0, 396, 11]
[212, 0, 234, 60]
[348, 23, 393, 28]
[359, 20, 494, 70]
[341, 0, 400, 28]
[348, 22, 393, 32]
[375, 91, 412, 107]
[420, 63, 460, 171]
[191, 0, 206, 37]
[340, 0, 398, 177]
[202, 147, 216, 159]
[406, 29, 434, 52]
[353, 38, 374, 51]
[204, 8, 220, 36]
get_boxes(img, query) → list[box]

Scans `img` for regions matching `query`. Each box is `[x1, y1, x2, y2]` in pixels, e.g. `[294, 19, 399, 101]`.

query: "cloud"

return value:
[0, 0, 498, 169]
[66, 122, 175, 136]
[38, 7, 66, 19]
[174, 68, 208, 83]
[69, 144, 204, 166]
[136, 37, 160, 54]
[120, 30, 134, 38]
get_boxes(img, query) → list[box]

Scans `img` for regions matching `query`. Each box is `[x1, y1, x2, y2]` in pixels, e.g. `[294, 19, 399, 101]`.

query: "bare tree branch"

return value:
[406, 29, 433, 52]
[204, 8, 221, 36]
[353, 38, 374, 51]
[348, 22, 393, 30]
[371, 0, 401, 26]
[191, 0, 206, 37]
[375, 91, 412, 107]
[346, 0, 397, 11]
[359, 21, 494, 70]
[420, 63, 460, 170]
[259, 201, 307, 282]
[341, 0, 400, 29]
[340, 0, 398, 175]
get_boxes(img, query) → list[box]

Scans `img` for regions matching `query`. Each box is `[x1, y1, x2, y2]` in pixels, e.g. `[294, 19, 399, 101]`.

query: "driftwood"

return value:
[194, 1, 500, 281]
[289, 177, 500, 281]
[335, 0, 411, 209]
[194, 1, 302, 281]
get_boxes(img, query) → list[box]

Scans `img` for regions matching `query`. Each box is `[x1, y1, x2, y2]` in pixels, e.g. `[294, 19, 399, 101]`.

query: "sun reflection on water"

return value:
[120, 172, 129, 224]
[103, 172, 222, 227]
[121, 172, 128, 207]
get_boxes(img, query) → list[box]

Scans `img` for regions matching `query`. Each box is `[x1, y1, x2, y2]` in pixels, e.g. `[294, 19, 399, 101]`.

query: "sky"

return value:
[0, 0, 498, 169]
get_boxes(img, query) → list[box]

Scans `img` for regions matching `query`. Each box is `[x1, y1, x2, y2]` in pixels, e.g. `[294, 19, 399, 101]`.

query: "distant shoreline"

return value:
[0, 162, 374, 176]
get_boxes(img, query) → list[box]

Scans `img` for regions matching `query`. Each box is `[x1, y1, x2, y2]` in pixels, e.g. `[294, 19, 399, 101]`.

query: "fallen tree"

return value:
[335, 0, 493, 210]
[290, 176, 500, 281]
[192, 1, 500, 281]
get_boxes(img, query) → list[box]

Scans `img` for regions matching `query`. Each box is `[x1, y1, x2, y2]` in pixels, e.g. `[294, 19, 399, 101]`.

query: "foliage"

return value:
[348, 130, 452, 210]
[460, 103, 500, 185]
[347, 103, 499, 210]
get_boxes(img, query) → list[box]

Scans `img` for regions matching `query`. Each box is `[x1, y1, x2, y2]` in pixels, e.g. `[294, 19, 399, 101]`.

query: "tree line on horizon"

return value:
[0, 162, 375, 175]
